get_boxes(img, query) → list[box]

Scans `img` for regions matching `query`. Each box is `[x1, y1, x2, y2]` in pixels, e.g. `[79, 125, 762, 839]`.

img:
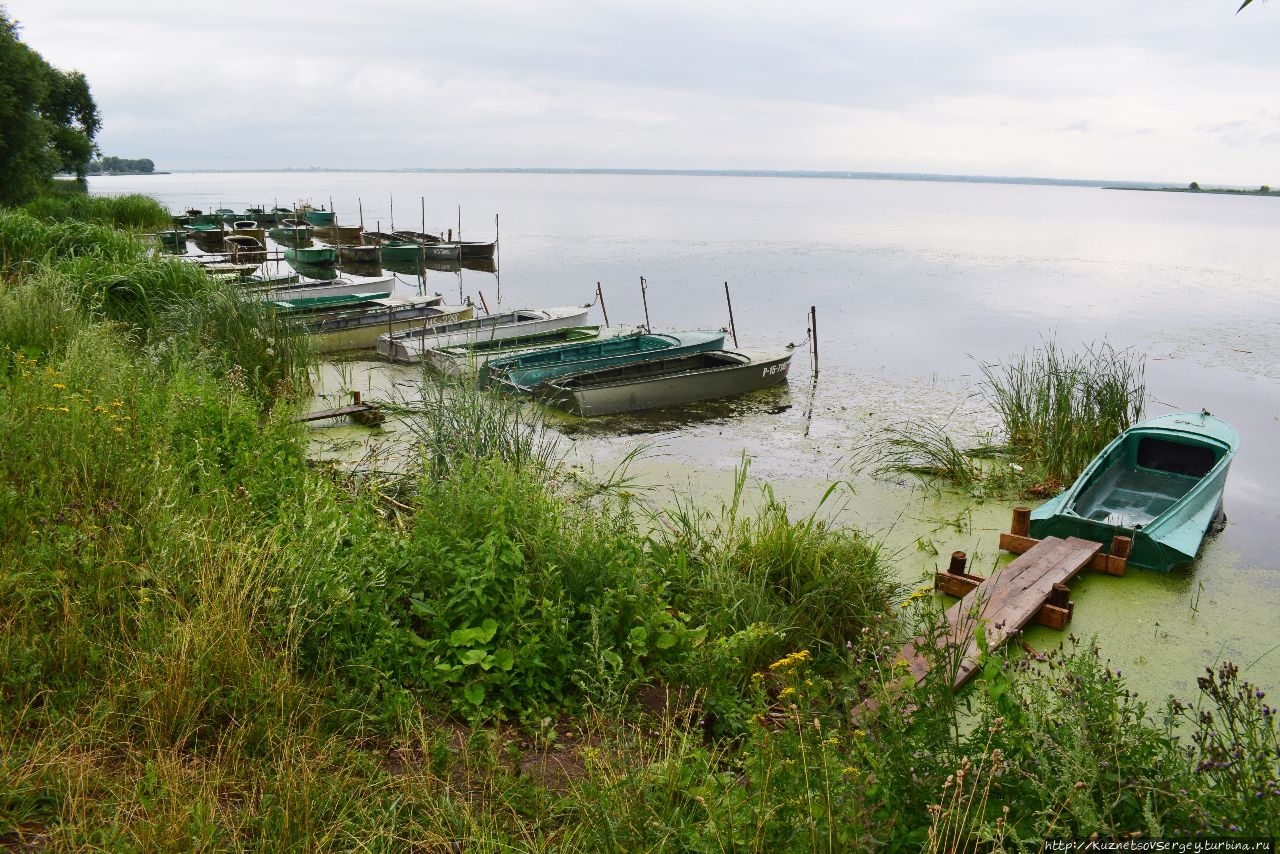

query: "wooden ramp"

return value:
[896, 536, 1101, 690]
[296, 391, 385, 427]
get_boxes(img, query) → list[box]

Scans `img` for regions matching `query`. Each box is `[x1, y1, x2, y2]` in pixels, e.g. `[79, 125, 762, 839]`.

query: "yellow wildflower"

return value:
[58, 406, 69, 413]
[52, 383, 65, 390]
[111, 400, 123, 408]
[778, 686, 796, 699]
[769, 649, 812, 671]
[113, 427, 123, 433]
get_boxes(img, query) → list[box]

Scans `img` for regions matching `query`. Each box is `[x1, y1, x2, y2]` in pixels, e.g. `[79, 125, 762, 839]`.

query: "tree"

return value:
[0, 8, 100, 204]
[1188, 181, 1201, 191]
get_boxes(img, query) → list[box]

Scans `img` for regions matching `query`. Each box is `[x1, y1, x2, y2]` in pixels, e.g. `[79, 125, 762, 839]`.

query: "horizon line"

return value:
[117, 167, 1185, 189]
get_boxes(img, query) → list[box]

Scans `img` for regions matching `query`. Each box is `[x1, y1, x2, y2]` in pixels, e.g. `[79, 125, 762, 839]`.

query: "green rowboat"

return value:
[284, 245, 337, 266]
[482, 330, 726, 391]
[1028, 411, 1239, 572]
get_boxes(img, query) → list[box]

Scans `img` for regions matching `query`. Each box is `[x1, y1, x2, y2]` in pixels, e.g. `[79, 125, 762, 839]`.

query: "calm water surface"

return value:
[92, 171, 1280, 700]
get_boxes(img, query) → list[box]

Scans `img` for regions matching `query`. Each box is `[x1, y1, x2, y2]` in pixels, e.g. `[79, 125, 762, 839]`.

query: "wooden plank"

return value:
[296, 404, 380, 423]
[1001, 531, 1126, 575]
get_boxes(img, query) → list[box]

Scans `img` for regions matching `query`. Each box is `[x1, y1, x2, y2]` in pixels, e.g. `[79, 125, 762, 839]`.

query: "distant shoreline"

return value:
[93, 167, 1153, 190]
[87, 169, 1276, 195]
[1103, 185, 1277, 197]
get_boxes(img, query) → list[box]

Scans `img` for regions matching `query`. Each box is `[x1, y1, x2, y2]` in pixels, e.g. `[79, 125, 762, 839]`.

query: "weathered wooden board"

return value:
[893, 536, 1100, 690]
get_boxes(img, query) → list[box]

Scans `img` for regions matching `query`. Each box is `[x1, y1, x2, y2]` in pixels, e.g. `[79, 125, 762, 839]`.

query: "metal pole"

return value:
[421, 197, 426, 236]
[640, 276, 651, 333]
[457, 204, 462, 243]
[596, 282, 610, 326]
[724, 281, 738, 347]
[390, 193, 394, 231]
[478, 290, 490, 314]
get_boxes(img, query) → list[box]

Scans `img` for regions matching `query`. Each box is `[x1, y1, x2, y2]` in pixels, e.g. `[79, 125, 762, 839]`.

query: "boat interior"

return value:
[1070, 436, 1220, 528]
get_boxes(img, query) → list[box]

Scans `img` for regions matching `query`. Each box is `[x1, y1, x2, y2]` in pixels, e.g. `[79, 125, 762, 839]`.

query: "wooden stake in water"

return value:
[358, 198, 364, 230]
[596, 282, 610, 326]
[809, 305, 820, 378]
[421, 197, 426, 235]
[389, 193, 394, 231]
[640, 276, 651, 333]
[724, 281, 738, 347]
[457, 204, 462, 242]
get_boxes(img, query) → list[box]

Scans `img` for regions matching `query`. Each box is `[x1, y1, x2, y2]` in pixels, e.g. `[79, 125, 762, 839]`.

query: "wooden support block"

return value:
[935, 572, 983, 598]
[999, 531, 1039, 555]
[948, 551, 968, 574]
[1036, 602, 1073, 630]
[1111, 535, 1133, 560]
[1095, 554, 1127, 577]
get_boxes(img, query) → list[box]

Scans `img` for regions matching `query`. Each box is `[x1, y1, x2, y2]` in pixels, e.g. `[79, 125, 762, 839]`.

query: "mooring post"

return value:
[640, 276, 651, 332]
[353, 391, 362, 406]
[809, 305, 819, 377]
[1011, 506, 1032, 538]
[948, 551, 968, 575]
[724, 281, 738, 347]
[359, 198, 364, 230]
[596, 282, 610, 326]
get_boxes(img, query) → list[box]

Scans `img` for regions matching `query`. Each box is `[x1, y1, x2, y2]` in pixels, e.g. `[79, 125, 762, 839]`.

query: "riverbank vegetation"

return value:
[2, 195, 1276, 848]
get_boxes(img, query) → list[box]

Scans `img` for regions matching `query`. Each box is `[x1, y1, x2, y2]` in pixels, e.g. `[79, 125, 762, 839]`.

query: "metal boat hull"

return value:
[1028, 411, 1239, 572]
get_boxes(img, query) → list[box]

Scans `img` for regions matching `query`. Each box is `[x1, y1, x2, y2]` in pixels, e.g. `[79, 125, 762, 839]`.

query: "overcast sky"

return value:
[6, 1, 1279, 184]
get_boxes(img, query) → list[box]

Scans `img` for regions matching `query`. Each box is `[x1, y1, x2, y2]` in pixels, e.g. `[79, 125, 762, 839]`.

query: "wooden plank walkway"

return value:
[895, 536, 1101, 689]
[296, 392, 385, 426]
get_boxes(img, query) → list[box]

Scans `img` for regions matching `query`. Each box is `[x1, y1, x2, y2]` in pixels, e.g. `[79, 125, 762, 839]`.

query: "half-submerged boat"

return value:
[482, 330, 725, 391]
[1027, 411, 1239, 572]
[540, 345, 796, 417]
[376, 306, 592, 363]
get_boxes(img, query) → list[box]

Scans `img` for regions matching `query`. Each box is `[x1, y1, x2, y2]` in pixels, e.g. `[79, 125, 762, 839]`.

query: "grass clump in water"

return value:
[867, 339, 1145, 496]
[979, 338, 1145, 491]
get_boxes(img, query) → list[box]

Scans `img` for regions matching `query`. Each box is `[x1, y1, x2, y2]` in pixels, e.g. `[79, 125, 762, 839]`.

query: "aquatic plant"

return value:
[979, 338, 1145, 489]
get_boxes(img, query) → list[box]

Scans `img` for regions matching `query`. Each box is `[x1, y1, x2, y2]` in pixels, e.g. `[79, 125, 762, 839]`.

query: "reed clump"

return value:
[979, 339, 1145, 490]
[867, 340, 1145, 496]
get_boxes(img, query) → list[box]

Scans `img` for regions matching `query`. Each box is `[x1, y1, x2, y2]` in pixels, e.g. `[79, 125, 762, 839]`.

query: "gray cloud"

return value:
[7, 0, 1280, 182]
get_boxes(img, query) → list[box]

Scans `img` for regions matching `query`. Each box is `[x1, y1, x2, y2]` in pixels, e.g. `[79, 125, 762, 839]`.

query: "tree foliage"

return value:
[0, 8, 101, 205]
[89, 156, 156, 175]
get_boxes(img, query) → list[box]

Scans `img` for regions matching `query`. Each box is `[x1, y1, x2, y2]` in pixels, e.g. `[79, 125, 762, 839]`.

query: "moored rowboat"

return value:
[540, 346, 795, 416]
[1027, 411, 1239, 572]
[376, 306, 592, 363]
[482, 330, 726, 390]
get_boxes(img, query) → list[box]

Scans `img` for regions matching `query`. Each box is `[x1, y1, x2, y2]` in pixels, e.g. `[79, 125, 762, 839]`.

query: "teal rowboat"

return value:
[284, 245, 337, 266]
[1028, 411, 1239, 572]
[482, 330, 726, 390]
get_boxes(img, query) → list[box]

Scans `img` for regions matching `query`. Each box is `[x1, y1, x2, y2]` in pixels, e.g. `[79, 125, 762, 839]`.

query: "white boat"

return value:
[246, 276, 394, 304]
[539, 346, 795, 417]
[298, 297, 474, 354]
[376, 306, 592, 363]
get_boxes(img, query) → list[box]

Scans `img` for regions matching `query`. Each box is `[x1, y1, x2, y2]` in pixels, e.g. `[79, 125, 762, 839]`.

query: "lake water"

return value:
[91, 170, 1280, 701]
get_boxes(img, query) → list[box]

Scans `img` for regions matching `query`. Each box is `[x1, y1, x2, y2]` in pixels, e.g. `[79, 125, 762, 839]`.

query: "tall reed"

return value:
[979, 339, 1145, 488]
